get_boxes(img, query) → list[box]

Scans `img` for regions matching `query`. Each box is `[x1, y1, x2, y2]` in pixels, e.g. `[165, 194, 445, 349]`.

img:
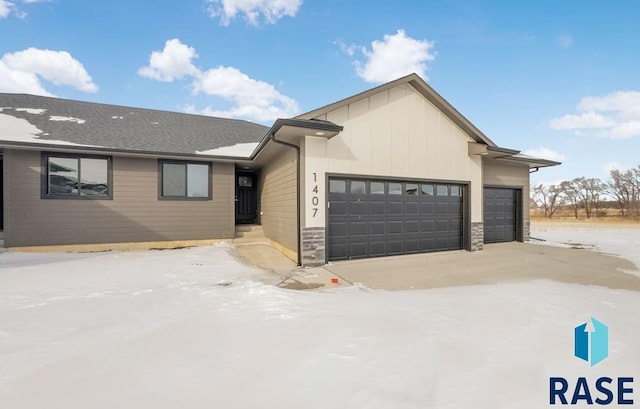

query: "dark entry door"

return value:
[235, 171, 258, 224]
[328, 178, 464, 261]
[483, 187, 518, 243]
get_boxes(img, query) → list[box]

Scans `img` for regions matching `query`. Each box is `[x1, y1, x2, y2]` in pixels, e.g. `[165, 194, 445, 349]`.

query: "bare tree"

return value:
[559, 180, 580, 219]
[532, 183, 562, 217]
[572, 177, 603, 218]
[606, 169, 632, 216]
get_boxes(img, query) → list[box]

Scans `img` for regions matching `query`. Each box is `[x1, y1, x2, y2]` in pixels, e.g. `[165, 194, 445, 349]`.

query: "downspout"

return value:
[270, 133, 302, 266]
[529, 167, 540, 174]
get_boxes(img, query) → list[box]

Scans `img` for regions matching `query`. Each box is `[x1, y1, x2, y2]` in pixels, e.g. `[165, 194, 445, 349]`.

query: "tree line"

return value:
[531, 165, 640, 218]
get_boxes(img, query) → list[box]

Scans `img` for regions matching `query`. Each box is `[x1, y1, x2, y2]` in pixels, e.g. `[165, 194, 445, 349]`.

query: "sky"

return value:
[1, 0, 639, 184]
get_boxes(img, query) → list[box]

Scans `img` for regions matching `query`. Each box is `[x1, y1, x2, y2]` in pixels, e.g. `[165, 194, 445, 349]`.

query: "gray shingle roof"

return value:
[0, 93, 269, 154]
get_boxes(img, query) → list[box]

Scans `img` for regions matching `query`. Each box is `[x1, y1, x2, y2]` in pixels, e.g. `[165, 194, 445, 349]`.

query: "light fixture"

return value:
[315, 131, 325, 136]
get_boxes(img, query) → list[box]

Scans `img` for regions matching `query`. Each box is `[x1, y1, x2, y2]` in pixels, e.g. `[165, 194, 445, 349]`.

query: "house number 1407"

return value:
[311, 172, 319, 217]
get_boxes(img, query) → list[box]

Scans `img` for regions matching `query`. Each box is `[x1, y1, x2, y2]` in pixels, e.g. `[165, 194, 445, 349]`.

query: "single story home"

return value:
[0, 73, 559, 266]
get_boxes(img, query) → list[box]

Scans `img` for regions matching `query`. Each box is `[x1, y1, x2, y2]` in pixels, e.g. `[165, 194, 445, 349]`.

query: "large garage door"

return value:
[483, 187, 518, 243]
[328, 178, 464, 261]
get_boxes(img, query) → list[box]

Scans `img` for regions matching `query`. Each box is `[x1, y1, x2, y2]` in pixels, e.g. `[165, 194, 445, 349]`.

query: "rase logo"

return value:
[574, 317, 608, 367]
[549, 317, 634, 406]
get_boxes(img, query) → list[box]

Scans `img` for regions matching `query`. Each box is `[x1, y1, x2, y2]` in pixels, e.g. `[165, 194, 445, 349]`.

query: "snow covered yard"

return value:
[1, 234, 640, 409]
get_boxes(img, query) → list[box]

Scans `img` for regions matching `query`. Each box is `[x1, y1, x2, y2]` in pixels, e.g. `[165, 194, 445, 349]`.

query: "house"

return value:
[0, 74, 559, 266]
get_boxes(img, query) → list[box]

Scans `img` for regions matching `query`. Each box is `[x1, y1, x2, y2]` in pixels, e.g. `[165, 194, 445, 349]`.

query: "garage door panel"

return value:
[328, 178, 465, 260]
[369, 221, 386, 235]
[387, 202, 403, 215]
[349, 222, 367, 236]
[369, 241, 386, 256]
[404, 239, 419, 253]
[405, 220, 419, 233]
[329, 222, 347, 237]
[484, 187, 518, 244]
[369, 201, 385, 215]
[405, 202, 419, 215]
[329, 201, 348, 216]
[388, 221, 403, 234]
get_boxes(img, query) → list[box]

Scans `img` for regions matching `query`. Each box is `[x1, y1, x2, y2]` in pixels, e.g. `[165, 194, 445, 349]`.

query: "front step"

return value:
[235, 225, 264, 238]
[234, 224, 267, 244]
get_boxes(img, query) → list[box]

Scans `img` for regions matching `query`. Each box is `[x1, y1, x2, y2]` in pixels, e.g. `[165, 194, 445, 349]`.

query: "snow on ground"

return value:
[532, 221, 640, 272]
[1, 236, 640, 408]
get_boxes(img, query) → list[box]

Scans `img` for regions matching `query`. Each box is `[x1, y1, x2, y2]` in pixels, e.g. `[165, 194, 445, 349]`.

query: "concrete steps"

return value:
[233, 225, 267, 245]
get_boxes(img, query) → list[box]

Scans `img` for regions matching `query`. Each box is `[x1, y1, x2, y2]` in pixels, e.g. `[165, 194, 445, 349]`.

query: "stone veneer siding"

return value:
[301, 227, 325, 266]
[523, 220, 530, 241]
[471, 222, 484, 251]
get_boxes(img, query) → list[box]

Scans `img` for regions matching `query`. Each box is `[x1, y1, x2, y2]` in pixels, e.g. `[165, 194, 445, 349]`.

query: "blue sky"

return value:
[1, 0, 639, 184]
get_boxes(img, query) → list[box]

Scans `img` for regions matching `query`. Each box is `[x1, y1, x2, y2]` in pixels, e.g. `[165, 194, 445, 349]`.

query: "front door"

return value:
[235, 171, 258, 224]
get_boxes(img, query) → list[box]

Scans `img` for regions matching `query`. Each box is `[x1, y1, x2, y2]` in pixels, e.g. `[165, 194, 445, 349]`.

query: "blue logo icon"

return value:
[574, 317, 608, 367]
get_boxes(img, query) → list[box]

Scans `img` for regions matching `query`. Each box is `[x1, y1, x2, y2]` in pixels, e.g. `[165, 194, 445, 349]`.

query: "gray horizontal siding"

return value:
[4, 149, 234, 247]
[258, 148, 298, 255]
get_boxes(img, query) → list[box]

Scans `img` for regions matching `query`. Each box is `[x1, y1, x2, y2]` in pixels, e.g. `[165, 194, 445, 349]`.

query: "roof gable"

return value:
[296, 73, 496, 146]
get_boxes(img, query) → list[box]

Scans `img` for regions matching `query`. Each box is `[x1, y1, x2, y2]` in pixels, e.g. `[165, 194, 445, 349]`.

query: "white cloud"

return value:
[354, 29, 436, 83]
[2, 48, 97, 92]
[334, 39, 357, 57]
[139, 39, 299, 123]
[0, 60, 52, 95]
[0, 48, 97, 95]
[206, 0, 302, 26]
[523, 146, 566, 162]
[0, 0, 15, 18]
[1, 0, 49, 19]
[549, 111, 615, 130]
[191, 66, 299, 121]
[557, 34, 573, 48]
[549, 91, 640, 139]
[137, 39, 199, 82]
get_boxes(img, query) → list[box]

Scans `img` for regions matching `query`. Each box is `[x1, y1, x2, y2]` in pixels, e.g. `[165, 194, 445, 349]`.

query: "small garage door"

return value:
[328, 178, 464, 261]
[483, 187, 518, 243]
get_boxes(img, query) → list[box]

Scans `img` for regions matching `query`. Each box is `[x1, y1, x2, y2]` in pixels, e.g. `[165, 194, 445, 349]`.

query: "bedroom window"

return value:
[43, 153, 111, 199]
[159, 161, 211, 200]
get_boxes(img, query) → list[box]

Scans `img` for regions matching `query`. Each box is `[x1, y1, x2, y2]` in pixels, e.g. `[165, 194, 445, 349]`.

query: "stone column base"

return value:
[301, 227, 325, 267]
[471, 222, 484, 251]
[523, 220, 531, 241]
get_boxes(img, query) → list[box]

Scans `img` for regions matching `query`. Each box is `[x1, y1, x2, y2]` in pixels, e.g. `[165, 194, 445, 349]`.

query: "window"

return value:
[450, 185, 461, 196]
[329, 179, 346, 193]
[350, 180, 366, 194]
[159, 161, 211, 199]
[238, 176, 253, 187]
[388, 182, 402, 195]
[43, 153, 111, 199]
[370, 182, 385, 194]
[421, 184, 434, 196]
[405, 183, 418, 195]
[436, 185, 448, 196]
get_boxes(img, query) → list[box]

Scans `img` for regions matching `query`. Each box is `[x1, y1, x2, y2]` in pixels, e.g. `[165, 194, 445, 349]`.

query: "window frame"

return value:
[41, 152, 113, 200]
[158, 160, 213, 201]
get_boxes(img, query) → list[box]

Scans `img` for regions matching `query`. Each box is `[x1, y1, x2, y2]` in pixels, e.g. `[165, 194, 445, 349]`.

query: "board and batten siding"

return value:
[3, 149, 234, 247]
[257, 147, 298, 258]
[482, 161, 530, 224]
[302, 83, 483, 229]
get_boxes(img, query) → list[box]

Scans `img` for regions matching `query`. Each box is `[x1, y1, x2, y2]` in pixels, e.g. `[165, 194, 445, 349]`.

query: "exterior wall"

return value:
[482, 160, 531, 241]
[3, 149, 235, 247]
[257, 147, 298, 259]
[300, 83, 484, 264]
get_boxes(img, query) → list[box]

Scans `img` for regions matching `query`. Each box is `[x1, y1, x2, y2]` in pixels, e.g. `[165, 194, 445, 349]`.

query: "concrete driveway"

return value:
[318, 242, 640, 291]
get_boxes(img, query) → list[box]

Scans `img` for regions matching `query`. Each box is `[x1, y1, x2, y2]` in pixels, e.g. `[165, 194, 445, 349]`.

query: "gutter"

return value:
[269, 133, 302, 266]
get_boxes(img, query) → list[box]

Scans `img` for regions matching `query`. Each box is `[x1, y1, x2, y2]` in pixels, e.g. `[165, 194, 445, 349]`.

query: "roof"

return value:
[296, 73, 497, 147]
[0, 93, 269, 156]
